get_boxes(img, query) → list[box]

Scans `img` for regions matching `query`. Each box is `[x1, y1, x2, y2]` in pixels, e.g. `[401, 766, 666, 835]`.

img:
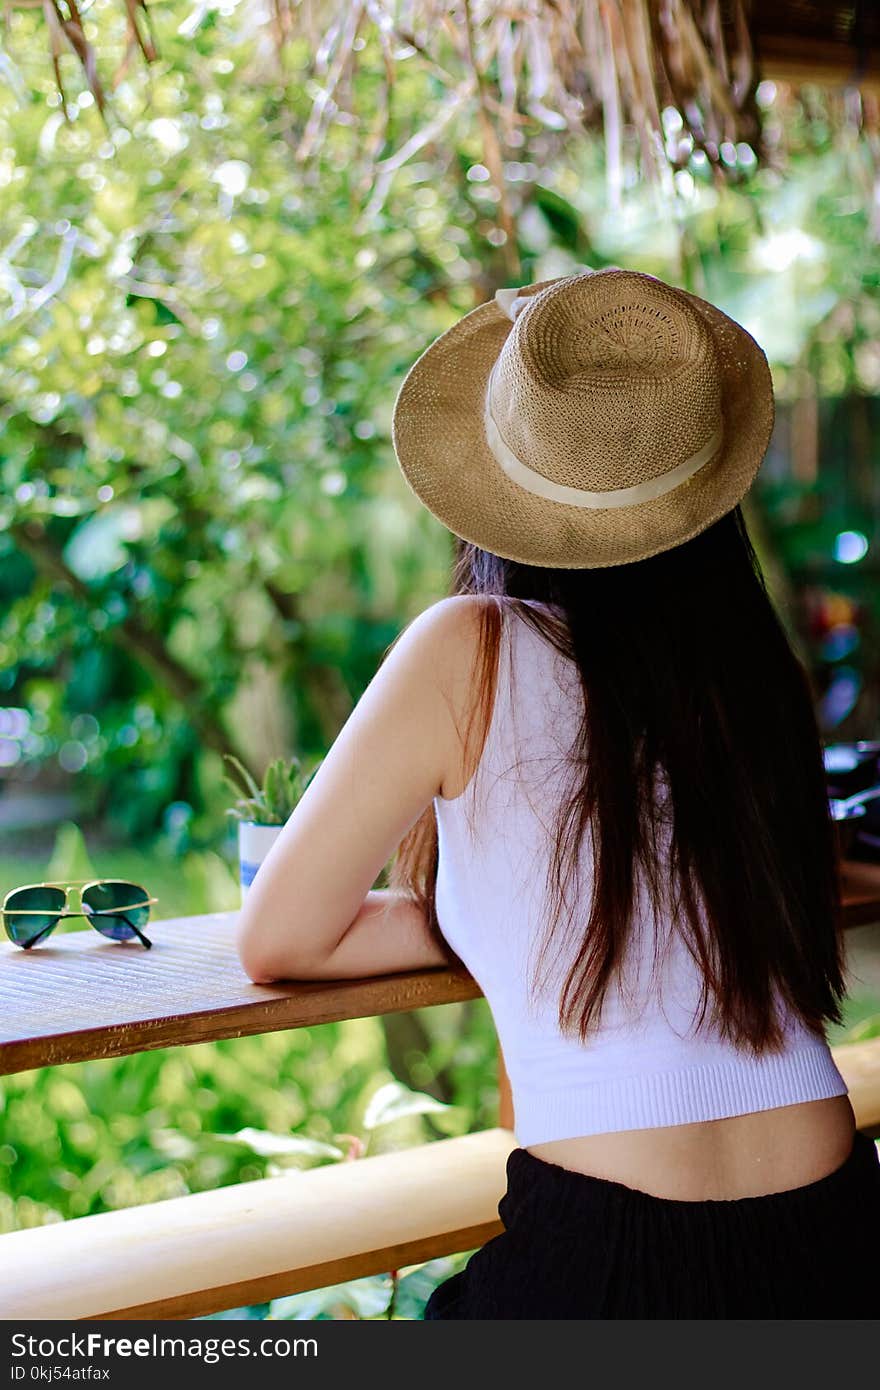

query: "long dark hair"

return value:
[391, 506, 847, 1053]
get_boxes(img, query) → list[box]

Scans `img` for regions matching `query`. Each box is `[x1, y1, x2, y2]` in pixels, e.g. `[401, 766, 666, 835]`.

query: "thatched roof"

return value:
[15, 0, 880, 218]
[752, 0, 880, 86]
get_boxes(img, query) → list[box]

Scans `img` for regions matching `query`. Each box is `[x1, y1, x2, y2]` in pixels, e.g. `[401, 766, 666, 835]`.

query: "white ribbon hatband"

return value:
[483, 393, 723, 511]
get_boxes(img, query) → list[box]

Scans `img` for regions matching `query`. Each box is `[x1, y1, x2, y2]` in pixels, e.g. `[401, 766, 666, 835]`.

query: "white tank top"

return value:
[433, 600, 848, 1146]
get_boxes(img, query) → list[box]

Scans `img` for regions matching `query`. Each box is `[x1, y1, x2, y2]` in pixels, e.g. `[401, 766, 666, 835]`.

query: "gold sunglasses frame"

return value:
[2, 879, 158, 949]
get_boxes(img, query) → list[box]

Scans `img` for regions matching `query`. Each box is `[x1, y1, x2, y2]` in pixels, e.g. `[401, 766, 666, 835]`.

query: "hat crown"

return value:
[488, 272, 723, 494]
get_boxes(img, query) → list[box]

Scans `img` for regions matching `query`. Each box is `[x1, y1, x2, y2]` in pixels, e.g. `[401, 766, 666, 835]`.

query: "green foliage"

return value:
[218, 1130, 345, 1162]
[46, 821, 95, 883]
[205, 1256, 470, 1321]
[270, 1277, 395, 1322]
[215, 1253, 465, 1321]
[362, 1080, 457, 1136]
[0, 3, 459, 836]
[223, 754, 319, 826]
[827, 995, 880, 1046]
[0, 1010, 499, 1232]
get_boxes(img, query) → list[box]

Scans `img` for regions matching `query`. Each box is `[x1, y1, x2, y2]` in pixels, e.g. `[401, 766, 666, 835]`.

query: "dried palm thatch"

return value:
[15, 2, 764, 165]
[7, 1, 877, 249]
[292, 1, 764, 217]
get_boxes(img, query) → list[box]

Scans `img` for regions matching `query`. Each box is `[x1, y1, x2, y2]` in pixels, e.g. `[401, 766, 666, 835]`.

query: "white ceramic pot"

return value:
[238, 821, 283, 903]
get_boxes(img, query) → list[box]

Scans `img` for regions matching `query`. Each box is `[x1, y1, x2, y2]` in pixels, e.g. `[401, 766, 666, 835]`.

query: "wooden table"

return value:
[0, 913, 481, 1076]
[837, 859, 880, 928]
[2, 861, 879, 1077]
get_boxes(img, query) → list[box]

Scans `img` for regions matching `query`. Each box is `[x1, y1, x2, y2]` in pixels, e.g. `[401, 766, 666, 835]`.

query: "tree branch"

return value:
[462, 0, 521, 282]
[263, 580, 354, 742]
[10, 519, 257, 778]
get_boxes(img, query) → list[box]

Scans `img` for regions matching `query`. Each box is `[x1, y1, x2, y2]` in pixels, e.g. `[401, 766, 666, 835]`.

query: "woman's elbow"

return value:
[241, 954, 281, 986]
[236, 911, 284, 984]
[236, 911, 329, 984]
[238, 941, 280, 985]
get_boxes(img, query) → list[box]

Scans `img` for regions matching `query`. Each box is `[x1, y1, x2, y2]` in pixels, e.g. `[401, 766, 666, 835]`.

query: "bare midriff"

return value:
[526, 1094, 857, 1200]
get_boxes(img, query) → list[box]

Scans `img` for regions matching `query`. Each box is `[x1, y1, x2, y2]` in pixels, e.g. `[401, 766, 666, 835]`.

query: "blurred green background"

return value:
[2, 2, 879, 1317]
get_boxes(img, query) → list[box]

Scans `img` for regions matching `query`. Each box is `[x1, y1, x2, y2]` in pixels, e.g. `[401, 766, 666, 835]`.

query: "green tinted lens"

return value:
[3, 886, 66, 947]
[82, 881, 150, 941]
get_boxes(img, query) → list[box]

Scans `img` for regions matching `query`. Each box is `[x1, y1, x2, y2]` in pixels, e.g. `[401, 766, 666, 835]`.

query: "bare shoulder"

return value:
[408, 592, 497, 635]
[399, 594, 499, 687]
[397, 595, 505, 798]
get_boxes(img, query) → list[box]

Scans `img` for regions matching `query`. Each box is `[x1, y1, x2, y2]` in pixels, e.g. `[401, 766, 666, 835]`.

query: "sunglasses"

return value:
[2, 880, 156, 950]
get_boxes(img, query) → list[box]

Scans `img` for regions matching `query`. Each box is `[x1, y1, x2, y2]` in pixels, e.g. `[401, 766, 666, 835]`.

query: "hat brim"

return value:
[391, 281, 775, 569]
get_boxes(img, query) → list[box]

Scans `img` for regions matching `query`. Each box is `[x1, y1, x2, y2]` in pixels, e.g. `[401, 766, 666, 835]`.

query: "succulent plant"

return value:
[224, 754, 320, 826]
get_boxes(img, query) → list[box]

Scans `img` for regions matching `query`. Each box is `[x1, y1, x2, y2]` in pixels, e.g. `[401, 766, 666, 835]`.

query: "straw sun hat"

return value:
[391, 268, 774, 568]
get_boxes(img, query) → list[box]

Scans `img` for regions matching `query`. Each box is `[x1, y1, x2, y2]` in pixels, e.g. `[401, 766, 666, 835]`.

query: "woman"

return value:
[237, 269, 880, 1318]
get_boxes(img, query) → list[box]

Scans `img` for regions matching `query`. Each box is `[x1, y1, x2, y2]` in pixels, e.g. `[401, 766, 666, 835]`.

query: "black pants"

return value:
[424, 1131, 880, 1318]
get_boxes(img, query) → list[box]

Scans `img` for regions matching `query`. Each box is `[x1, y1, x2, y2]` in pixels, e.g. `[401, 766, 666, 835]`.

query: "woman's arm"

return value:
[236, 596, 479, 984]
[270, 888, 455, 980]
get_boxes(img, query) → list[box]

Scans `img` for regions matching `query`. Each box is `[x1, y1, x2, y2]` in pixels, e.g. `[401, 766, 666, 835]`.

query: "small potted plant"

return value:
[225, 754, 320, 902]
